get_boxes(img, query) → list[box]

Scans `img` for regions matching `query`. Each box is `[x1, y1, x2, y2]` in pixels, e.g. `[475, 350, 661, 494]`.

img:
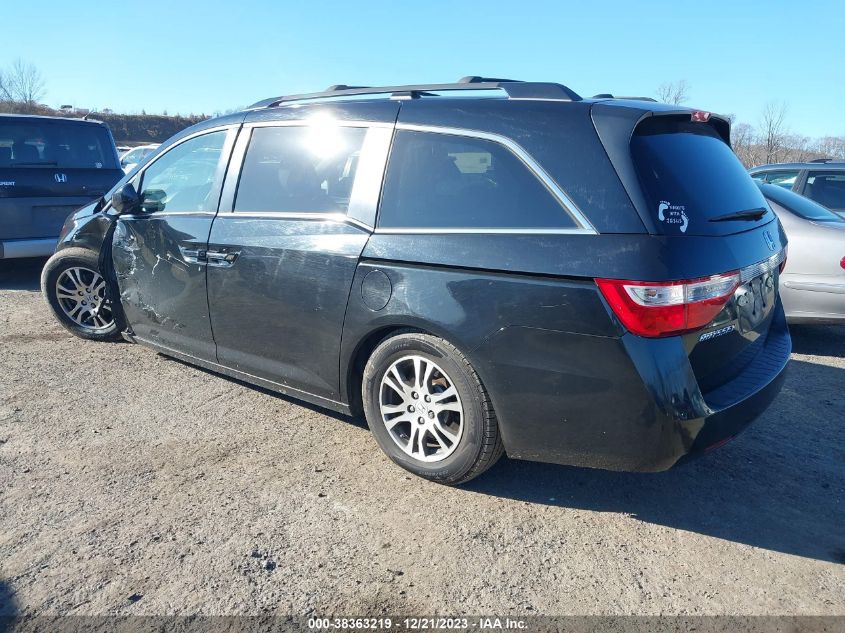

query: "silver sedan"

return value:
[759, 182, 845, 324]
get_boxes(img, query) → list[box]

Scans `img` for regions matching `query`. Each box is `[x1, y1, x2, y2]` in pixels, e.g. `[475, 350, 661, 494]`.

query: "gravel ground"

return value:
[0, 257, 843, 617]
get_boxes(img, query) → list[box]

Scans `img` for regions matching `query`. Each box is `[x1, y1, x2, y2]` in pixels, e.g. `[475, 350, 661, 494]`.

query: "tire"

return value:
[41, 247, 123, 342]
[362, 331, 504, 485]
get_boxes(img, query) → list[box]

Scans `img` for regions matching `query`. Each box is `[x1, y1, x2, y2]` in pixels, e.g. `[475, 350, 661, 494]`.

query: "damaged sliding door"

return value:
[111, 127, 237, 361]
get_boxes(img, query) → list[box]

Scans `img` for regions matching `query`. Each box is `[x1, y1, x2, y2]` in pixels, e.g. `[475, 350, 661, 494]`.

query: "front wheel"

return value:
[362, 332, 504, 485]
[41, 247, 123, 342]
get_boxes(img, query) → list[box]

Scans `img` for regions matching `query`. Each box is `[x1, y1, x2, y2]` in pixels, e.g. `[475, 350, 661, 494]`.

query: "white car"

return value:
[120, 144, 159, 173]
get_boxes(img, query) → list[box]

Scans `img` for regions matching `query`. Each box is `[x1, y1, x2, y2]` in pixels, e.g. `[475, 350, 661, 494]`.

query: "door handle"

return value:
[205, 249, 240, 267]
[178, 245, 206, 265]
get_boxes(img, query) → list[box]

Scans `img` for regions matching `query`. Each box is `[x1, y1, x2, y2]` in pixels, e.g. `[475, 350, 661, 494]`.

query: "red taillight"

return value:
[596, 272, 741, 338]
[840, 256, 845, 271]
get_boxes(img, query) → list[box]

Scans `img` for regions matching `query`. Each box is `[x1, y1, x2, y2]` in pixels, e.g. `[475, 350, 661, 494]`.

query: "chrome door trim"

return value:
[392, 122, 598, 234]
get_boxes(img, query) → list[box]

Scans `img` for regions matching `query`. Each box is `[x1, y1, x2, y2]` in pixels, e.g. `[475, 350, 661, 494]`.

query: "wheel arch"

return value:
[342, 318, 481, 418]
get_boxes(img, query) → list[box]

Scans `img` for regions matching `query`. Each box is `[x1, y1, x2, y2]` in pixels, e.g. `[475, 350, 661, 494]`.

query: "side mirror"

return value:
[111, 183, 142, 215]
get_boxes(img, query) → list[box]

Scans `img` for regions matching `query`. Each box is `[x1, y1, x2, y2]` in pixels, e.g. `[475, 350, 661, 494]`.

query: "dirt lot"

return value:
[1, 257, 843, 617]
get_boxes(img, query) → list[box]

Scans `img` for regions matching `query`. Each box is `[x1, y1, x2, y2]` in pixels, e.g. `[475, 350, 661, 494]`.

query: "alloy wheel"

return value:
[55, 267, 114, 331]
[379, 355, 464, 463]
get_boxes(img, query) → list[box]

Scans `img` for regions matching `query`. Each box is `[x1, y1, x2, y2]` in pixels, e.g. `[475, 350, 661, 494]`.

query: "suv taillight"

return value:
[596, 272, 741, 338]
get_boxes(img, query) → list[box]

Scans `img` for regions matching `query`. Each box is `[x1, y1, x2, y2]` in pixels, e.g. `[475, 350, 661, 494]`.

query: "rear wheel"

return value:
[41, 248, 123, 342]
[362, 332, 503, 485]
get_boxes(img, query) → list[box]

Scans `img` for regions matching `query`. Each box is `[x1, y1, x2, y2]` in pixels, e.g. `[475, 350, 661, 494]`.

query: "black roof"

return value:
[0, 113, 108, 126]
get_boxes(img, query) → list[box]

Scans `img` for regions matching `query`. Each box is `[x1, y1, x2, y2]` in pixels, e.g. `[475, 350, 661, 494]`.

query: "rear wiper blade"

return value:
[13, 161, 59, 166]
[709, 208, 768, 222]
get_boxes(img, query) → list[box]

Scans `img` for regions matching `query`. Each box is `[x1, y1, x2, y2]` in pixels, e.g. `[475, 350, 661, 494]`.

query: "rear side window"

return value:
[0, 120, 117, 169]
[234, 125, 367, 214]
[805, 171, 845, 210]
[377, 130, 576, 230]
[631, 117, 771, 235]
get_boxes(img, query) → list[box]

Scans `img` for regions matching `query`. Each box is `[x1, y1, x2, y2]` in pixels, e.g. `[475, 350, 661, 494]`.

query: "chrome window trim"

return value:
[243, 119, 393, 130]
[374, 227, 593, 235]
[391, 123, 598, 234]
[119, 211, 218, 220]
[222, 210, 372, 231]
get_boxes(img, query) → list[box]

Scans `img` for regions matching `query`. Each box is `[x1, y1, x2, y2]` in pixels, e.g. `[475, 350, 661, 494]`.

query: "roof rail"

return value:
[592, 93, 658, 102]
[251, 77, 582, 109]
[809, 157, 839, 163]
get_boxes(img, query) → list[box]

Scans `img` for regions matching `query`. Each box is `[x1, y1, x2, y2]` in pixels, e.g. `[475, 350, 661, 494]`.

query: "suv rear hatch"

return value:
[592, 102, 788, 407]
[0, 118, 123, 240]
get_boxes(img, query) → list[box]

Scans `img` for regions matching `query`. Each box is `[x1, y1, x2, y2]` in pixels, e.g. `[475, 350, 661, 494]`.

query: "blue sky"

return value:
[6, 0, 844, 138]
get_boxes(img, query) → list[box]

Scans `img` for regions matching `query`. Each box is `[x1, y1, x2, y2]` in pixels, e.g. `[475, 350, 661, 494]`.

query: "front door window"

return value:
[139, 131, 227, 213]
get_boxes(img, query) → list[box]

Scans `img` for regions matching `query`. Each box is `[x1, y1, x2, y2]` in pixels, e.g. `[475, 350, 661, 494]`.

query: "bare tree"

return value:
[731, 122, 758, 167]
[759, 101, 789, 164]
[0, 69, 12, 103]
[813, 136, 845, 160]
[655, 79, 690, 105]
[2, 59, 46, 112]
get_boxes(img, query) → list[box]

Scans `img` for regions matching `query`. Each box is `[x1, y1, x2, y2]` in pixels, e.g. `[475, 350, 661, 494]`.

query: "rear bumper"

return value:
[473, 302, 791, 472]
[0, 238, 58, 259]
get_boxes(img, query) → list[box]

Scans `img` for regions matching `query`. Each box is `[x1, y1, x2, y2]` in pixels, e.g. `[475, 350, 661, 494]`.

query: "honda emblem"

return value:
[763, 230, 776, 252]
[54, 173, 68, 183]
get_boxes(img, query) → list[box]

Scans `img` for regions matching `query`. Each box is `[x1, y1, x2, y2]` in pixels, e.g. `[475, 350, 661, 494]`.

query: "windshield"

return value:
[759, 182, 845, 223]
[631, 116, 772, 235]
[0, 120, 118, 169]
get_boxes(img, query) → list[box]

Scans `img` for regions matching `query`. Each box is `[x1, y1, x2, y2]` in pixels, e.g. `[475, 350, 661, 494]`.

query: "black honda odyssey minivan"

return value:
[42, 78, 790, 484]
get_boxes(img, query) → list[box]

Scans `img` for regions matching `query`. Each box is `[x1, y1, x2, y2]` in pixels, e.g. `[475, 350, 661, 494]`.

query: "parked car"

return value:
[116, 145, 132, 155]
[119, 144, 159, 173]
[757, 182, 845, 324]
[750, 159, 845, 219]
[0, 114, 123, 258]
[40, 78, 790, 484]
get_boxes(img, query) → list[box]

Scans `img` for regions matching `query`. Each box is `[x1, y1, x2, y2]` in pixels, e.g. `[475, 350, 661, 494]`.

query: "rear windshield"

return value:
[0, 120, 118, 170]
[760, 182, 845, 222]
[631, 117, 772, 235]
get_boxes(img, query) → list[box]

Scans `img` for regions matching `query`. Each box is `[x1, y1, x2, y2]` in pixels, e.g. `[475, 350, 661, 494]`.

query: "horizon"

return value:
[6, 0, 844, 139]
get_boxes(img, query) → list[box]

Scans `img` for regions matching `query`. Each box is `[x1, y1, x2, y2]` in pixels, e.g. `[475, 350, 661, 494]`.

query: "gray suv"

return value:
[749, 159, 845, 218]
